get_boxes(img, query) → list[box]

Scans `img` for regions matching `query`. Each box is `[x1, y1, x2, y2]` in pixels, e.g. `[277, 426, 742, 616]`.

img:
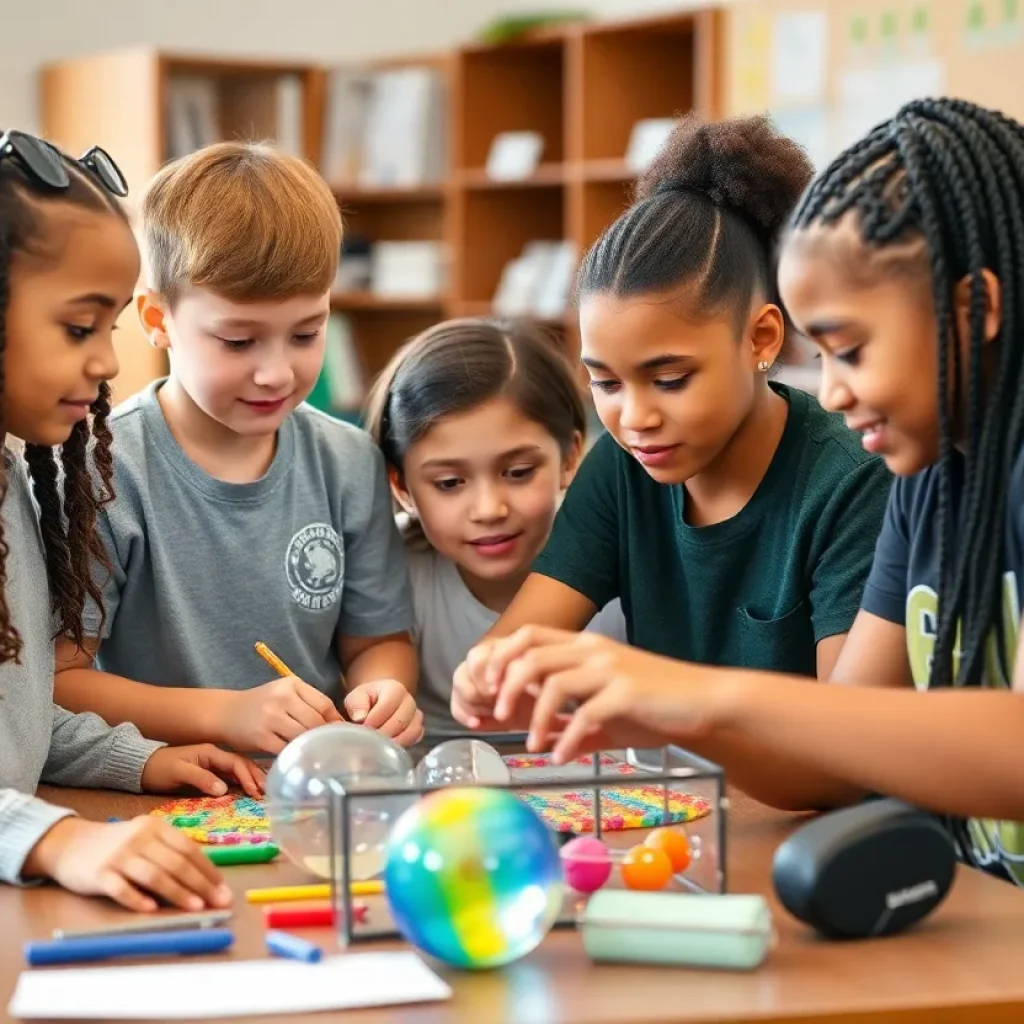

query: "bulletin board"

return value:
[720, 0, 1024, 169]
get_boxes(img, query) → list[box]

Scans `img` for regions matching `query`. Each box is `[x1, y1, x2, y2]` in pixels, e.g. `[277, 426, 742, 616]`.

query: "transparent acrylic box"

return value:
[317, 742, 727, 947]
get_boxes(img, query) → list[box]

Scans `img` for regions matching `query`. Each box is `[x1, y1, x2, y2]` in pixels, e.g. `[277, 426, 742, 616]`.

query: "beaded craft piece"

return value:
[151, 754, 711, 840]
[507, 753, 712, 833]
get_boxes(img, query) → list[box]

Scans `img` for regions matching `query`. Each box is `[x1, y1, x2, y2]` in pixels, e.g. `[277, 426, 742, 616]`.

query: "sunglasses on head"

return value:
[0, 129, 128, 198]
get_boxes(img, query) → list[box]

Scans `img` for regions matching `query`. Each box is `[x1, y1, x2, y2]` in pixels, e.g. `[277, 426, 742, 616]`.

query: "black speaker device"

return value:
[771, 798, 957, 939]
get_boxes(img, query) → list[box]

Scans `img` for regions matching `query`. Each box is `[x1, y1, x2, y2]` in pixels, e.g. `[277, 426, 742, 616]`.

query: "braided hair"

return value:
[0, 151, 122, 665]
[788, 97, 1024, 861]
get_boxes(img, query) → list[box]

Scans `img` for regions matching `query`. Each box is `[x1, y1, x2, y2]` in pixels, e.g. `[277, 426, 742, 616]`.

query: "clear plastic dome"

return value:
[414, 738, 511, 788]
[265, 722, 414, 880]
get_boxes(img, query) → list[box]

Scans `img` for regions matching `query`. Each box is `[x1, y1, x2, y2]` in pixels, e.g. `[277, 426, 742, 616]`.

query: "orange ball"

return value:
[621, 845, 673, 891]
[644, 827, 691, 873]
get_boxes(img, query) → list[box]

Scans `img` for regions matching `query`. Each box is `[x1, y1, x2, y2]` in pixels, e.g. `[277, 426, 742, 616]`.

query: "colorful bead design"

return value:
[150, 795, 271, 844]
[151, 756, 712, 841]
[509, 754, 711, 833]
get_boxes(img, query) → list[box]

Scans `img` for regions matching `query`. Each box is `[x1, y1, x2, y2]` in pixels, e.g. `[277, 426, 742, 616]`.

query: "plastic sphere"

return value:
[621, 844, 674, 891]
[265, 722, 414, 881]
[414, 738, 511, 788]
[560, 836, 613, 893]
[384, 787, 564, 969]
[644, 827, 691, 873]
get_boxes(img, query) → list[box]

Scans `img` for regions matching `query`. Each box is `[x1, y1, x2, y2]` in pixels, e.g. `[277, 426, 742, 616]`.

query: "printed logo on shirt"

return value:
[905, 571, 1024, 885]
[285, 522, 343, 611]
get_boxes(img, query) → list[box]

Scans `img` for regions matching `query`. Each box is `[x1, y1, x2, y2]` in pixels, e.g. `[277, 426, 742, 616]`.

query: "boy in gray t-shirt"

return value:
[53, 142, 421, 755]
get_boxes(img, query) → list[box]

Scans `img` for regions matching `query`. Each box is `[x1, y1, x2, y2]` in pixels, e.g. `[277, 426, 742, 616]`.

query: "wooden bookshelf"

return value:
[39, 9, 721, 413]
[450, 8, 720, 367]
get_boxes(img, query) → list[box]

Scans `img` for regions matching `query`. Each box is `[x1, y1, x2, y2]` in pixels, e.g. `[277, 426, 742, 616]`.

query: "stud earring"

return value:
[757, 360, 771, 372]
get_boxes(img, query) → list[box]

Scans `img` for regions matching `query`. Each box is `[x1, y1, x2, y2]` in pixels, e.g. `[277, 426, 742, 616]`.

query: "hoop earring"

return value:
[757, 360, 771, 372]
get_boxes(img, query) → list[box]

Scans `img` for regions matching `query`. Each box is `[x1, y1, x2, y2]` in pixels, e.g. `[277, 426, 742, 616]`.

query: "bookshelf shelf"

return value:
[458, 163, 566, 189]
[581, 159, 637, 183]
[40, 9, 719, 411]
[332, 184, 445, 203]
[456, 40, 566, 172]
[452, 299, 568, 328]
[331, 291, 446, 312]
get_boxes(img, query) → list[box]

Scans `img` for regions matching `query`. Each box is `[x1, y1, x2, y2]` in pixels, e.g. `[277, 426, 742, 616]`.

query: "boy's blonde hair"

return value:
[141, 141, 342, 303]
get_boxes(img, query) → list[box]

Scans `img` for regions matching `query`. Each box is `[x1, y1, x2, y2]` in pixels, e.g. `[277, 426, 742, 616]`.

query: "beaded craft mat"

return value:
[506, 753, 712, 833]
[151, 753, 711, 842]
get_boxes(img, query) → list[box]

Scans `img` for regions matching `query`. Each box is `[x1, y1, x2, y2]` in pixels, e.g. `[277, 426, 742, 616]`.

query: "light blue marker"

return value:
[265, 930, 322, 963]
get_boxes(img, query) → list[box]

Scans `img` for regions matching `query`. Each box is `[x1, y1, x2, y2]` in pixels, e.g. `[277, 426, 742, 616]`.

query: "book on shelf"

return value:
[335, 233, 373, 293]
[306, 312, 365, 415]
[165, 74, 305, 159]
[493, 241, 576, 321]
[166, 77, 220, 158]
[274, 75, 304, 156]
[369, 241, 446, 299]
[321, 64, 446, 187]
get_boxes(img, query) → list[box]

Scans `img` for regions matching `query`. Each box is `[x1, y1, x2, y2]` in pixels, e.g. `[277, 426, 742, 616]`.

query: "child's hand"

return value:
[496, 626, 721, 761]
[451, 639, 532, 731]
[221, 677, 345, 755]
[23, 816, 234, 913]
[142, 744, 265, 799]
[344, 681, 423, 747]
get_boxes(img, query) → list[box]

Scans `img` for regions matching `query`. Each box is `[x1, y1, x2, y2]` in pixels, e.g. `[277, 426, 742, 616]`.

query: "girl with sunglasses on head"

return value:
[475, 98, 1024, 887]
[0, 131, 262, 910]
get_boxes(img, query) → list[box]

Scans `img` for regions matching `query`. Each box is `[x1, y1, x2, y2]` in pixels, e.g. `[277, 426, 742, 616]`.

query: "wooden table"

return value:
[3, 786, 1024, 1024]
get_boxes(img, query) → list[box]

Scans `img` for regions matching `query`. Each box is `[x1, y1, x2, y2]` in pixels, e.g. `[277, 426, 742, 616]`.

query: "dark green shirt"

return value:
[533, 384, 892, 676]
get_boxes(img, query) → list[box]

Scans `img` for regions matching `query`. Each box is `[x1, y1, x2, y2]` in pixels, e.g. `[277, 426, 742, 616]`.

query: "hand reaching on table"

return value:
[141, 745, 265, 799]
[451, 638, 533, 732]
[477, 626, 723, 760]
[22, 816, 233, 913]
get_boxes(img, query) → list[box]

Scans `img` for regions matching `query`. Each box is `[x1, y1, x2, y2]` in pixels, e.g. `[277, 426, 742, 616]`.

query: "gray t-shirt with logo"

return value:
[406, 540, 628, 737]
[84, 381, 414, 701]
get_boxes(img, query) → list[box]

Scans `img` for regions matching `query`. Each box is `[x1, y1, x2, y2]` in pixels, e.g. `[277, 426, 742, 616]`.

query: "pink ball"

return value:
[561, 836, 613, 893]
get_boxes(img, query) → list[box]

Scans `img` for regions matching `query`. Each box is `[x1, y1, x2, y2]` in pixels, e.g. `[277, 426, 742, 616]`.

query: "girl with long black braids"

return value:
[469, 97, 1024, 886]
[0, 131, 260, 906]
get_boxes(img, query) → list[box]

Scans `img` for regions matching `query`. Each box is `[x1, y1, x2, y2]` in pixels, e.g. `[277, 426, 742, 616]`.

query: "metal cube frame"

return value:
[319, 742, 727, 948]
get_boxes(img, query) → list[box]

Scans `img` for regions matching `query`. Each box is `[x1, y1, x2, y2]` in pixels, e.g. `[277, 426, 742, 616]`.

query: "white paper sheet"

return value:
[9, 951, 452, 1019]
[770, 10, 828, 105]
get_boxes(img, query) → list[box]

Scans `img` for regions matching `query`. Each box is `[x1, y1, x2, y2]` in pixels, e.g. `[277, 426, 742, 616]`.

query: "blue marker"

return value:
[24, 927, 234, 967]
[265, 930, 322, 963]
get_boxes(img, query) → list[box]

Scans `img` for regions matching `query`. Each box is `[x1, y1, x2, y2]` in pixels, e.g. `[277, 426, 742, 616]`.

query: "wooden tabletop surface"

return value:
[2, 784, 1024, 1024]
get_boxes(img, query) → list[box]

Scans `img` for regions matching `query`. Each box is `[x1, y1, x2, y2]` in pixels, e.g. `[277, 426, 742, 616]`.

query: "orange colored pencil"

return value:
[255, 641, 293, 679]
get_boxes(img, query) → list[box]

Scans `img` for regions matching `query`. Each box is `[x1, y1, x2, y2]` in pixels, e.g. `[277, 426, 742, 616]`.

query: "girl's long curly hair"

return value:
[0, 149, 124, 665]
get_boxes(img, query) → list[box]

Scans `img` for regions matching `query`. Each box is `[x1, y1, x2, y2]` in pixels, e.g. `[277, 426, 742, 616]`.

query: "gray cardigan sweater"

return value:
[0, 448, 162, 883]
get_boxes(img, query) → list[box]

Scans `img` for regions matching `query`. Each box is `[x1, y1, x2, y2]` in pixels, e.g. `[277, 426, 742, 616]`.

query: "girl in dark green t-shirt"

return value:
[471, 99, 1024, 885]
[451, 114, 892, 797]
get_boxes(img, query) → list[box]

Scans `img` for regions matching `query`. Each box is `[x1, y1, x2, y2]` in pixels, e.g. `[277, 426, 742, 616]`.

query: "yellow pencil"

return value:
[245, 881, 383, 904]
[255, 641, 293, 679]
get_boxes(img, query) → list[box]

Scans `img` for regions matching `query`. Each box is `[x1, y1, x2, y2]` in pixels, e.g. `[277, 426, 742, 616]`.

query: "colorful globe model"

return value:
[384, 786, 565, 969]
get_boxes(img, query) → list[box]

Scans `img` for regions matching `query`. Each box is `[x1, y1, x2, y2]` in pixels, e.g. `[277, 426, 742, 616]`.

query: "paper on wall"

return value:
[770, 10, 829, 105]
[837, 60, 945, 151]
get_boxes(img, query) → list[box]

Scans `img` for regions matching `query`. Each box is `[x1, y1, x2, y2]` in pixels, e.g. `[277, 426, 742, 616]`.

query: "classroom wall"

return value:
[0, 0, 725, 133]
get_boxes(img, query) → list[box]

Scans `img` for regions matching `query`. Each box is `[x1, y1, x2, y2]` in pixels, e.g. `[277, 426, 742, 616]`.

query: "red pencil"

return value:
[261, 902, 368, 928]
